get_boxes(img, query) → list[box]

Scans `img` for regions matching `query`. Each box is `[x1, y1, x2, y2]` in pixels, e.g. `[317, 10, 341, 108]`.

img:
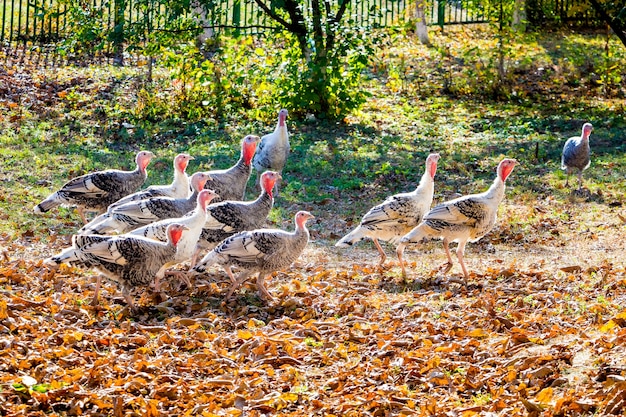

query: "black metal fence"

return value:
[0, 0, 601, 65]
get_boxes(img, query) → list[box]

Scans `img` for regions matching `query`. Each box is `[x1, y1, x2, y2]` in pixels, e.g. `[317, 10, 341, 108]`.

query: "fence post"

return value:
[233, 0, 241, 36]
[438, 0, 446, 31]
[112, 0, 125, 65]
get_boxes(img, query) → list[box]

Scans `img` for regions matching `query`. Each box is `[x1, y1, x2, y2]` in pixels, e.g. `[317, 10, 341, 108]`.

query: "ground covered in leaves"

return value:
[1, 196, 626, 416]
[2, 28, 626, 417]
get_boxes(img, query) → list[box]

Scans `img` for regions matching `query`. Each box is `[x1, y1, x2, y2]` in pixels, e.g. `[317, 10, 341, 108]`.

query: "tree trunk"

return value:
[415, 1, 431, 46]
[588, 0, 626, 48]
[512, 0, 526, 32]
[191, 1, 214, 47]
[112, 0, 125, 66]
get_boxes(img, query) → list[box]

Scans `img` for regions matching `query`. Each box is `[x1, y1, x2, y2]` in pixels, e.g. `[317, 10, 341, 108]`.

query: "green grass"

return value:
[1, 27, 625, 241]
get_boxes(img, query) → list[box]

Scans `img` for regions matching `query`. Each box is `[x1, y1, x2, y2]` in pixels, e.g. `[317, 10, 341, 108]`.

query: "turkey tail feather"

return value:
[34, 194, 62, 213]
[335, 227, 366, 247]
[400, 224, 428, 244]
[193, 250, 219, 273]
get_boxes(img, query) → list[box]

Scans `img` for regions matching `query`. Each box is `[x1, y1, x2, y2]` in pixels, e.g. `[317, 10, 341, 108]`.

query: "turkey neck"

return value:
[482, 176, 506, 203]
[416, 169, 435, 196]
[230, 155, 253, 177]
[251, 189, 274, 209]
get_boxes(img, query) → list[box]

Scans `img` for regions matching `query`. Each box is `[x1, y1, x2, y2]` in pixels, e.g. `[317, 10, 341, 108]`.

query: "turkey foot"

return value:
[166, 270, 193, 290]
[436, 262, 453, 274]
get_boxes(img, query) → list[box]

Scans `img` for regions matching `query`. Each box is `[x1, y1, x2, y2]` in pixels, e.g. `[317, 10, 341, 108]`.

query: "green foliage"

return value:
[55, 0, 110, 59]
[267, 30, 373, 119]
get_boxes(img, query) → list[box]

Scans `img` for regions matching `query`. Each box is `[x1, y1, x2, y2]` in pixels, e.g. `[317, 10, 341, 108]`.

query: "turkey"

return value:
[80, 153, 195, 232]
[81, 172, 211, 235]
[202, 134, 260, 202]
[193, 210, 314, 301]
[34, 150, 155, 223]
[252, 109, 289, 194]
[110, 153, 194, 208]
[396, 158, 518, 283]
[190, 170, 280, 266]
[336, 153, 440, 265]
[129, 189, 219, 289]
[562, 122, 593, 190]
[47, 223, 189, 308]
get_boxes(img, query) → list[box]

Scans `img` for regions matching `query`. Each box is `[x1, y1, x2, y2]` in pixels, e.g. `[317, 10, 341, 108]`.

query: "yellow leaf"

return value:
[0, 299, 7, 320]
[281, 392, 299, 402]
[600, 320, 617, 332]
[536, 387, 553, 404]
[469, 328, 487, 338]
[615, 310, 626, 319]
[504, 369, 517, 382]
[237, 329, 254, 340]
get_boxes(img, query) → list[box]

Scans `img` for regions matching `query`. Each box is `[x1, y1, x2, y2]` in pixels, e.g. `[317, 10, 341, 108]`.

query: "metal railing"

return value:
[0, 0, 601, 65]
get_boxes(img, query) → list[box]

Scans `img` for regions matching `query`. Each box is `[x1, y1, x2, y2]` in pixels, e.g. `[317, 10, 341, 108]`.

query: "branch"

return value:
[331, 0, 350, 25]
[326, 0, 350, 56]
[311, 0, 325, 50]
[588, 0, 626, 48]
[132, 24, 282, 34]
[252, 0, 293, 31]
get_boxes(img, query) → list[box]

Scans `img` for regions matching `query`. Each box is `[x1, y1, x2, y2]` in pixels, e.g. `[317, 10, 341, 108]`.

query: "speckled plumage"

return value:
[335, 154, 440, 265]
[34, 151, 155, 223]
[193, 211, 313, 301]
[80, 172, 210, 235]
[47, 223, 187, 307]
[202, 135, 260, 202]
[193, 171, 279, 263]
[109, 153, 193, 209]
[561, 122, 593, 189]
[129, 189, 218, 265]
[397, 158, 518, 282]
[252, 109, 290, 193]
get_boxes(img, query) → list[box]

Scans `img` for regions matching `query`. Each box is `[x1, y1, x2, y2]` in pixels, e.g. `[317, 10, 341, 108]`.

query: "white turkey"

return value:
[81, 172, 211, 235]
[129, 189, 219, 289]
[34, 150, 155, 223]
[202, 134, 260, 202]
[190, 170, 280, 266]
[47, 223, 189, 308]
[396, 158, 518, 283]
[193, 210, 314, 301]
[110, 153, 194, 208]
[562, 122, 593, 190]
[252, 109, 289, 194]
[335, 153, 440, 265]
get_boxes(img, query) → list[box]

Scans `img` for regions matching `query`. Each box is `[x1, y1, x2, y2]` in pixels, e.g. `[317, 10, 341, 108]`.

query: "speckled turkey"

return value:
[336, 153, 440, 265]
[562, 122, 593, 190]
[34, 150, 155, 223]
[252, 109, 290, 194]
[193, 210, 314, 301]
[129, 189, 219, 289]
[190, 170, 280, 266]
[47, 223, 189, 308]
[201, 134, 260, 202]
[396, 158, 518, 283]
